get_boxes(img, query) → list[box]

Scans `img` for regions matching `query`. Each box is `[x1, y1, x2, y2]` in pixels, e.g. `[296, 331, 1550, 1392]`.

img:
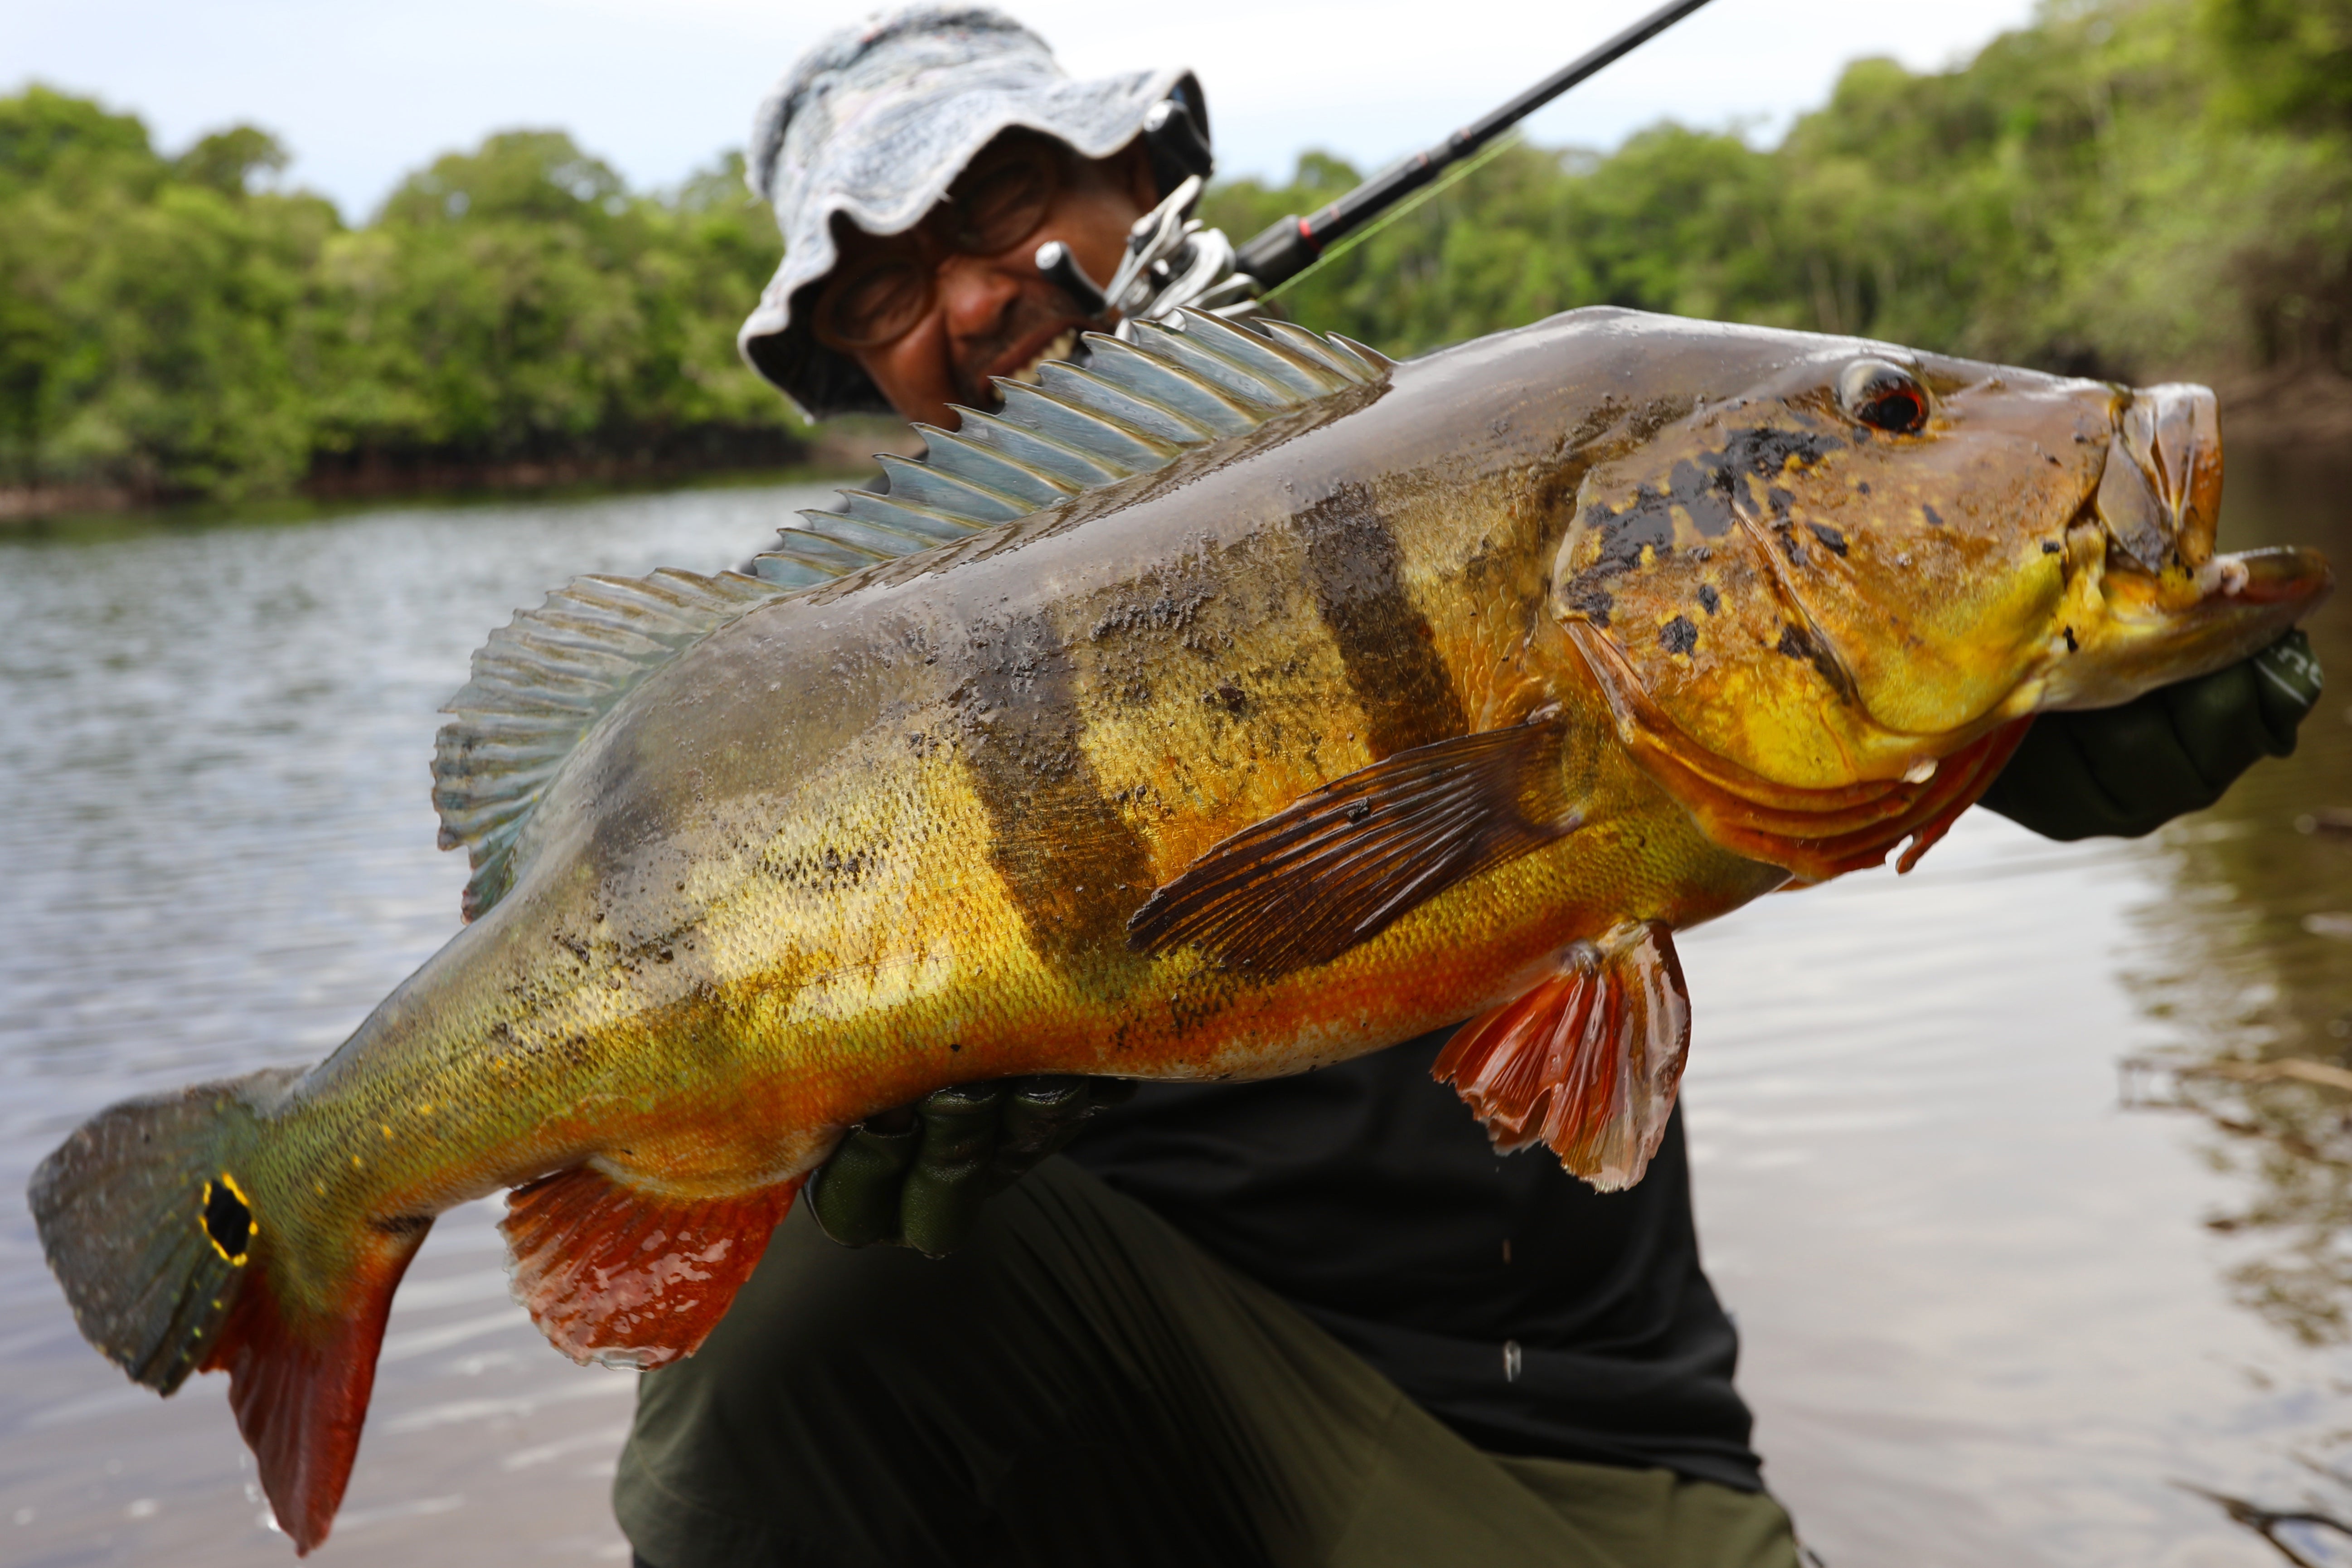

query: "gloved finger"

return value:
[2156, 659, 2274, 794]
[809, 1115, 921, 1248]
[1085, 1079, 1139, 1109]
[993, 1076, 1091, 1175]
[2250, 629, 2323, 753]
[899, 1083, 1004, 1257]
[1976, 716, 2139, 841]
[2071, 696, 2224, 828]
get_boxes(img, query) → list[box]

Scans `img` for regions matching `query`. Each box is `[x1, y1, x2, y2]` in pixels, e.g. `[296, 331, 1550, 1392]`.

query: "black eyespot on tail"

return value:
[203, 1175, 255, 1264]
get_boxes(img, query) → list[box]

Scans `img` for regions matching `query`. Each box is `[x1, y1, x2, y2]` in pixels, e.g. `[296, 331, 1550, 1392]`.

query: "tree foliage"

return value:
[1204, 0, 2352, 389]
[0, 99, 792, 499]
[4, 0, 2347, 501]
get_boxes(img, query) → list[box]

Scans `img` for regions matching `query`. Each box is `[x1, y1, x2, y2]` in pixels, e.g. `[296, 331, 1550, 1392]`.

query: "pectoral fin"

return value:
[1434, 920, 1690, 1191]
[501, 1166, 800, 1369]
[1126, 715, 1581, 977]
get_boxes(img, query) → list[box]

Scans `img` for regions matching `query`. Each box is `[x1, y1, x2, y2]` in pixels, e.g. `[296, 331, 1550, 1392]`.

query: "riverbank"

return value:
[0, 418, 922, 526]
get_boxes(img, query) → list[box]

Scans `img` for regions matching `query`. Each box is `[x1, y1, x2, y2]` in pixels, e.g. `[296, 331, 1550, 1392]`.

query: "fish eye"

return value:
[1839, 360, 1930, 434]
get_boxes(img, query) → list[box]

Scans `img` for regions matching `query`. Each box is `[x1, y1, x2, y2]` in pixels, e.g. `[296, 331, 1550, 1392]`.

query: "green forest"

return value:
[1207, 0, 2349, 400]
[0, 114, 799, 508]
[3, 0, 2346, 510]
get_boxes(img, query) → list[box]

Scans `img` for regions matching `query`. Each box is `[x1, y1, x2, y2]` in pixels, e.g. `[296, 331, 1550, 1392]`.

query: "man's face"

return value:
[810, 131, 1157, 429]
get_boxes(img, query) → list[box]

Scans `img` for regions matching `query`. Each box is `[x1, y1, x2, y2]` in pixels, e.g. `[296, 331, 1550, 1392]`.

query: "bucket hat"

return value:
[741, 5, 1203, 417]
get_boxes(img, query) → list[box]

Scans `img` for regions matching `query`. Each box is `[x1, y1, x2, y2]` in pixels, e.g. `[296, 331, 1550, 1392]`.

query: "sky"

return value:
[7, 0, 2042, 221]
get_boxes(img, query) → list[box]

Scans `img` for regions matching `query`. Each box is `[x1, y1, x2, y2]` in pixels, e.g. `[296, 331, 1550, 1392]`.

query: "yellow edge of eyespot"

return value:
[199, 1171, 257, 1267]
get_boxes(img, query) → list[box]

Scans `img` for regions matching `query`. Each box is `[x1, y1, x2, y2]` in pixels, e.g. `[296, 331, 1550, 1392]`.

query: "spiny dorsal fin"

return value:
[747, 309, 1392, 587]
[435, 315, 1393, 918]
[433, 568, 787, 919]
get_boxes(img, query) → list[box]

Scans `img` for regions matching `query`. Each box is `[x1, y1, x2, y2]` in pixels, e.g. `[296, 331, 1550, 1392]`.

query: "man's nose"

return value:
[934, 252, 1025, 340]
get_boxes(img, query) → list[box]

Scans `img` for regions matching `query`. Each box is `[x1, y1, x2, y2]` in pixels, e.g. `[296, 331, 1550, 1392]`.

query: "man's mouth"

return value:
[1003, 328, 1081, 386]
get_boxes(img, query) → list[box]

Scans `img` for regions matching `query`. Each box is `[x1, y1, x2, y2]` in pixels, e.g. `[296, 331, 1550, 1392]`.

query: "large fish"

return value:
[30, 308, 2330, 1551]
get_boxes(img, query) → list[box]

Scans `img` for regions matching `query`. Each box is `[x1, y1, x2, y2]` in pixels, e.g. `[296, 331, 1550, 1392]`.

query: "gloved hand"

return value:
[807, 1076, 1137, 1255]
[1977, 630, 2323, 841]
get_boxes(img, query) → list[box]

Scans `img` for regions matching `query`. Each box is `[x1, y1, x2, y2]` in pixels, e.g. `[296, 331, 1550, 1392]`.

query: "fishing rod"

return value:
[1235, 0, 1723, 291]
[1057, 0, 1724, 334]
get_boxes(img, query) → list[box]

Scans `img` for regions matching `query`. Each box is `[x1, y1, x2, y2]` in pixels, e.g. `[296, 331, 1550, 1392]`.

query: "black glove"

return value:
[807, 1077, 1137, 1256]
[1977, 630, 2323, 841]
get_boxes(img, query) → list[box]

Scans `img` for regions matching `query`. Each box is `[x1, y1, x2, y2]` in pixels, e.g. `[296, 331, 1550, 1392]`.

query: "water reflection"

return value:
[2123, 451, 2352, 1350]
[0, 484, 836, 1567]
[2111, 448, 2352, 1556]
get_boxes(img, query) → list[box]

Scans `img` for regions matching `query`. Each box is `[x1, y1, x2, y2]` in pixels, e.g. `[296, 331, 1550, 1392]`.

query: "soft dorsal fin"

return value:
[434, 313, 1391, 918]
[434, 569, 788, 919]
[746, 309, 1392, 588]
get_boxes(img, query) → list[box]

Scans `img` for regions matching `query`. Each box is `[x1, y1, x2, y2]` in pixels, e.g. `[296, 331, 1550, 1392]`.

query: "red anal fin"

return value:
[201, 1227, 430, 1555]
[1127, 714, 1581, 977]
[501, 1166, 800, 1370]
[1434, 920, 1690, 1192]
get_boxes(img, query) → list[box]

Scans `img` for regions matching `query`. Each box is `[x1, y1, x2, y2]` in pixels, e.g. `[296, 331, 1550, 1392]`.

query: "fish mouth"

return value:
[2085, 380, 2332, 617]
[2035, 380, 2332, 709]
[2195, 543, 2336, 607]
[2093, 383, 2223, 574]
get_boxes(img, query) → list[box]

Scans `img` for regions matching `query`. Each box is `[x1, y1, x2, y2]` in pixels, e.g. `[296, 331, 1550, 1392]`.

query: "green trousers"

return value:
[616, 1158, 1799, 1568]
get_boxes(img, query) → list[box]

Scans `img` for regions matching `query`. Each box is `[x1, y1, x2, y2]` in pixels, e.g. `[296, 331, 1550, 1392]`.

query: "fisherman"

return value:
[613, 10, 2325, 1566]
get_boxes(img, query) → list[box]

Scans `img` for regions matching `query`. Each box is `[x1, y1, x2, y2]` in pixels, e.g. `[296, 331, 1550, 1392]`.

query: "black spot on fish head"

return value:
[1807, 523, 1849, 558]
[1717, 424, 1846, 484]
[1697, 583, 1720, 615]
[1567, 583, 1615, 626]
[1660, 616, 1699, 656]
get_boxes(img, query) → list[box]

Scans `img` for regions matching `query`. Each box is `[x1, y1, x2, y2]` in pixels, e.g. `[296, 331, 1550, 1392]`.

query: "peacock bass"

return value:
[29, 308, 2332, 1552]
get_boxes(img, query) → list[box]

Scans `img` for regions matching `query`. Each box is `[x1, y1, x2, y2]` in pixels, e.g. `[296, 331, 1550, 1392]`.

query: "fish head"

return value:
[1549, 333, 2333, 797]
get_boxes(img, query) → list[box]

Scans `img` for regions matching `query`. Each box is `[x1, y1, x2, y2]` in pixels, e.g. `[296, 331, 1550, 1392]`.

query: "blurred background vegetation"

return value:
[3, 0, 2347, 510]
[1212, 0, 2349, 404]
[0, 104, 801, 509]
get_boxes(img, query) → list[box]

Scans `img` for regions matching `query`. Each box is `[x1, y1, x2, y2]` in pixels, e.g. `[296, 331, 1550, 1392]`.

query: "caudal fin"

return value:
[28, 1071, 427, 1555]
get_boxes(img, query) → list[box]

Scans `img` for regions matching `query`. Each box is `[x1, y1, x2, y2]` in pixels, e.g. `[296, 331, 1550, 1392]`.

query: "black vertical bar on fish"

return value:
[1233, 0, 1722, 289]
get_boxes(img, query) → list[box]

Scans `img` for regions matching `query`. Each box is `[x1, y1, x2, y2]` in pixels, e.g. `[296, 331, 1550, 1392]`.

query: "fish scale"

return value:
[26, 307, 2331, 1555]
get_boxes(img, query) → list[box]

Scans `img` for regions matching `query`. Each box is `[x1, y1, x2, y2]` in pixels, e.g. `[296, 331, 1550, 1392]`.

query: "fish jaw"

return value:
[2011, 381, 2331, 712]
[2019, 539, 2334, 714]
[2095, 383, 2224, 573]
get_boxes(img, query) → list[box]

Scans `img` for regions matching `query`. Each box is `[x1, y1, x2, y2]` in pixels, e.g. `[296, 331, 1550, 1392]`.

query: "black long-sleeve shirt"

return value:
[1067, 1027, 1763, 1491]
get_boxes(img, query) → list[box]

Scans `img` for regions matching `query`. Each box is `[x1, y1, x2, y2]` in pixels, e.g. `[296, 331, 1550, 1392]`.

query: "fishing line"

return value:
[1262, 130, 1530, 303]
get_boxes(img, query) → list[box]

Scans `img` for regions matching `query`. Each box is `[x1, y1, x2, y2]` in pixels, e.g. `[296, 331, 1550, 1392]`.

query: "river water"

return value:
[0, 461, 2345, 1568]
